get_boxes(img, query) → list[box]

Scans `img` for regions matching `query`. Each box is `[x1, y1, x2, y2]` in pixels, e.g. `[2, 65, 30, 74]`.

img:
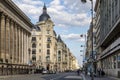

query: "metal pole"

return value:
[91, 0, 94, 80]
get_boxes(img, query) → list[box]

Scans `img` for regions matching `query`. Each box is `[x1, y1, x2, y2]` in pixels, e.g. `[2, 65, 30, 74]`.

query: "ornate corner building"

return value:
[31, 4, 79, 72]
[0, 0, 33, 75]
[31, 4, 57, 71]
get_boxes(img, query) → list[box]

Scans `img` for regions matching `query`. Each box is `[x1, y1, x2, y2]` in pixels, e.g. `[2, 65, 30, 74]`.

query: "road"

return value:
[0, 72, 83, 80]
[42, 72, 82, 80]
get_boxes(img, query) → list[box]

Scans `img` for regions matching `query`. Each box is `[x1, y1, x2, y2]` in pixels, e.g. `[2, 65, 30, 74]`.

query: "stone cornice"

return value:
[5, 0, 33, 26]
[0, 0, 33, 33]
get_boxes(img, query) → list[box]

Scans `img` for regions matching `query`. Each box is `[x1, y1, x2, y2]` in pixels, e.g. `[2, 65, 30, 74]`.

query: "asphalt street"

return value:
[0, 72, 83, 80]
[42, 72, 82, 80]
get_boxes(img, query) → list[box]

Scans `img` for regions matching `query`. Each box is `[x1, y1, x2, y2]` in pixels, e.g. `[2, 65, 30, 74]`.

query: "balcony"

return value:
[47, 40, 51, 43]
[62, 61, 67, 64]
[101, 37, 120, 58]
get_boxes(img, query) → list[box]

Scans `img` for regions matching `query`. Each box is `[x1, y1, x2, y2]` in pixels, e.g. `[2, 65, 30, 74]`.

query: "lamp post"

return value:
[90, 0, 94, 80]
[80, 0, 94, 80]
[28, 48, 31, 74]
[80, 34, 87, 68]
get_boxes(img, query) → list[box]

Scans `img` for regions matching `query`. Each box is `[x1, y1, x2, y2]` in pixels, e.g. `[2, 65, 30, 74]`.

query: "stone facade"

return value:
[94, 0, 120, 78]
[31, 4, 79, 72]
[0, 0, 33, 75]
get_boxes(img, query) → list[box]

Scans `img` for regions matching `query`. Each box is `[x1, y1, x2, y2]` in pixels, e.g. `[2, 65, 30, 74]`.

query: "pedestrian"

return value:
[97, 68, 100, 77]
[101, 70, 105, 76]
[77, 69, 80, 75]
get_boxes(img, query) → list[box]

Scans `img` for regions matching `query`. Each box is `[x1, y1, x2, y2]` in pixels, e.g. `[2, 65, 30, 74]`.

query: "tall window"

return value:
[32, 37, 36, 41]
[47, 44, 50, 48]
[39, 56, 41, 61]
[32, 49, 36, 54]
[32, 43, 36, 48]
[46, 56, 50, 61]
[39, 43, 41, 46]
[39, 49, 41, 53]
[47, 37, 51, 42]
[58, 51, 61, 61]
[32, 56, 36, 61]
[47, 49, 50, 55]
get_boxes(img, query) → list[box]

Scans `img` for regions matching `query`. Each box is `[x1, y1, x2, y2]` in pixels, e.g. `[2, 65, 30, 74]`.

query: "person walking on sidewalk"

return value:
[77, 69, 80, 76]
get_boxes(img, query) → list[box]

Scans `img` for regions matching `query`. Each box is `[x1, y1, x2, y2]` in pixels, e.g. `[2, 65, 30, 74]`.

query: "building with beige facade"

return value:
[0, 0, 33, 75]
[31, 4, 78, 72]
[31, 4, 57, 72]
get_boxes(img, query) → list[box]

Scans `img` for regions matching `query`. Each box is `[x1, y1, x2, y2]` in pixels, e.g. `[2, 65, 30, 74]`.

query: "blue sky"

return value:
[12, 0, 96, 67]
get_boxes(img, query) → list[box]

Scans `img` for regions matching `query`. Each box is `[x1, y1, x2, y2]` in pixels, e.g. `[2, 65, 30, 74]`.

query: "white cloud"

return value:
[61, 33, 86, 42]
[12, 0, 92, 27]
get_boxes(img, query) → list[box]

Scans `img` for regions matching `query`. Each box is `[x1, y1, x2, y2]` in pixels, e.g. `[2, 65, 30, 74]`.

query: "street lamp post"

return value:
[80, 0, 94, 80]
[80, 34, 87, 69]
[90, 0, 94, 80]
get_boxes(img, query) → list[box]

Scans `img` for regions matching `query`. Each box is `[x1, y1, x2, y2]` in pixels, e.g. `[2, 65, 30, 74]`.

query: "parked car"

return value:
[42, 70, 48, 74]
[48, 70, 56, 74]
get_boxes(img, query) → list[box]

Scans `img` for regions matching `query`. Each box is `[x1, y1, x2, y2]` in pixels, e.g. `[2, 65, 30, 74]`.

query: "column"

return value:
[21, 29, 24, 64]
[10, 20, 14, 63]
[17, 25, 20, 63]
[14, 24, 17, 63]
[20, 28, 22, 63]
[11, 21, 15, 63]
[26, 33, 29, 64]
[0, 13, 5, 62]
[19, 26, 21, 64]
[28, 34, 31, 63]
[15, 24, 18, 64]
[20, 28, 22, 64]
[6, 17, 10, 61]
[23, 30, 25, 64]
[24, 31, 26, 64]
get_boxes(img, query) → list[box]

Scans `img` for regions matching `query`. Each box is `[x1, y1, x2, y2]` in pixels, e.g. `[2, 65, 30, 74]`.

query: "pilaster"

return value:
[21, 29, 24, 64]
[14, 23, 17, 63]
[10, 20, 14, 63]
[0, 13, 5, 62]
[6, 16, 10, 62]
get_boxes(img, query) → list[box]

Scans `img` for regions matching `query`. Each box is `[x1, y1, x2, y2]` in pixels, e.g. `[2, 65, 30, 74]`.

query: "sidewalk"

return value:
[81, 73, 120, 80]
[0, 74, 30, 79]
[0, 74, 41, 79]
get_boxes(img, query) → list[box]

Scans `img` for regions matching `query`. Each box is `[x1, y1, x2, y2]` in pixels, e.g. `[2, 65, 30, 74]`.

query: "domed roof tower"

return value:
[39, 3, 50, 22]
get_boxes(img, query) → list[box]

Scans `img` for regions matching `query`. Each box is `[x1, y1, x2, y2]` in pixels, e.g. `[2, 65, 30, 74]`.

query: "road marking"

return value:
[65, 76, 82, 79]
[50, 75, 64, 80]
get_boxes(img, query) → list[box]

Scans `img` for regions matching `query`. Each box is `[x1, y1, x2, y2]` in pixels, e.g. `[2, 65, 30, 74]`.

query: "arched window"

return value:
[58, 51, 61, 55]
